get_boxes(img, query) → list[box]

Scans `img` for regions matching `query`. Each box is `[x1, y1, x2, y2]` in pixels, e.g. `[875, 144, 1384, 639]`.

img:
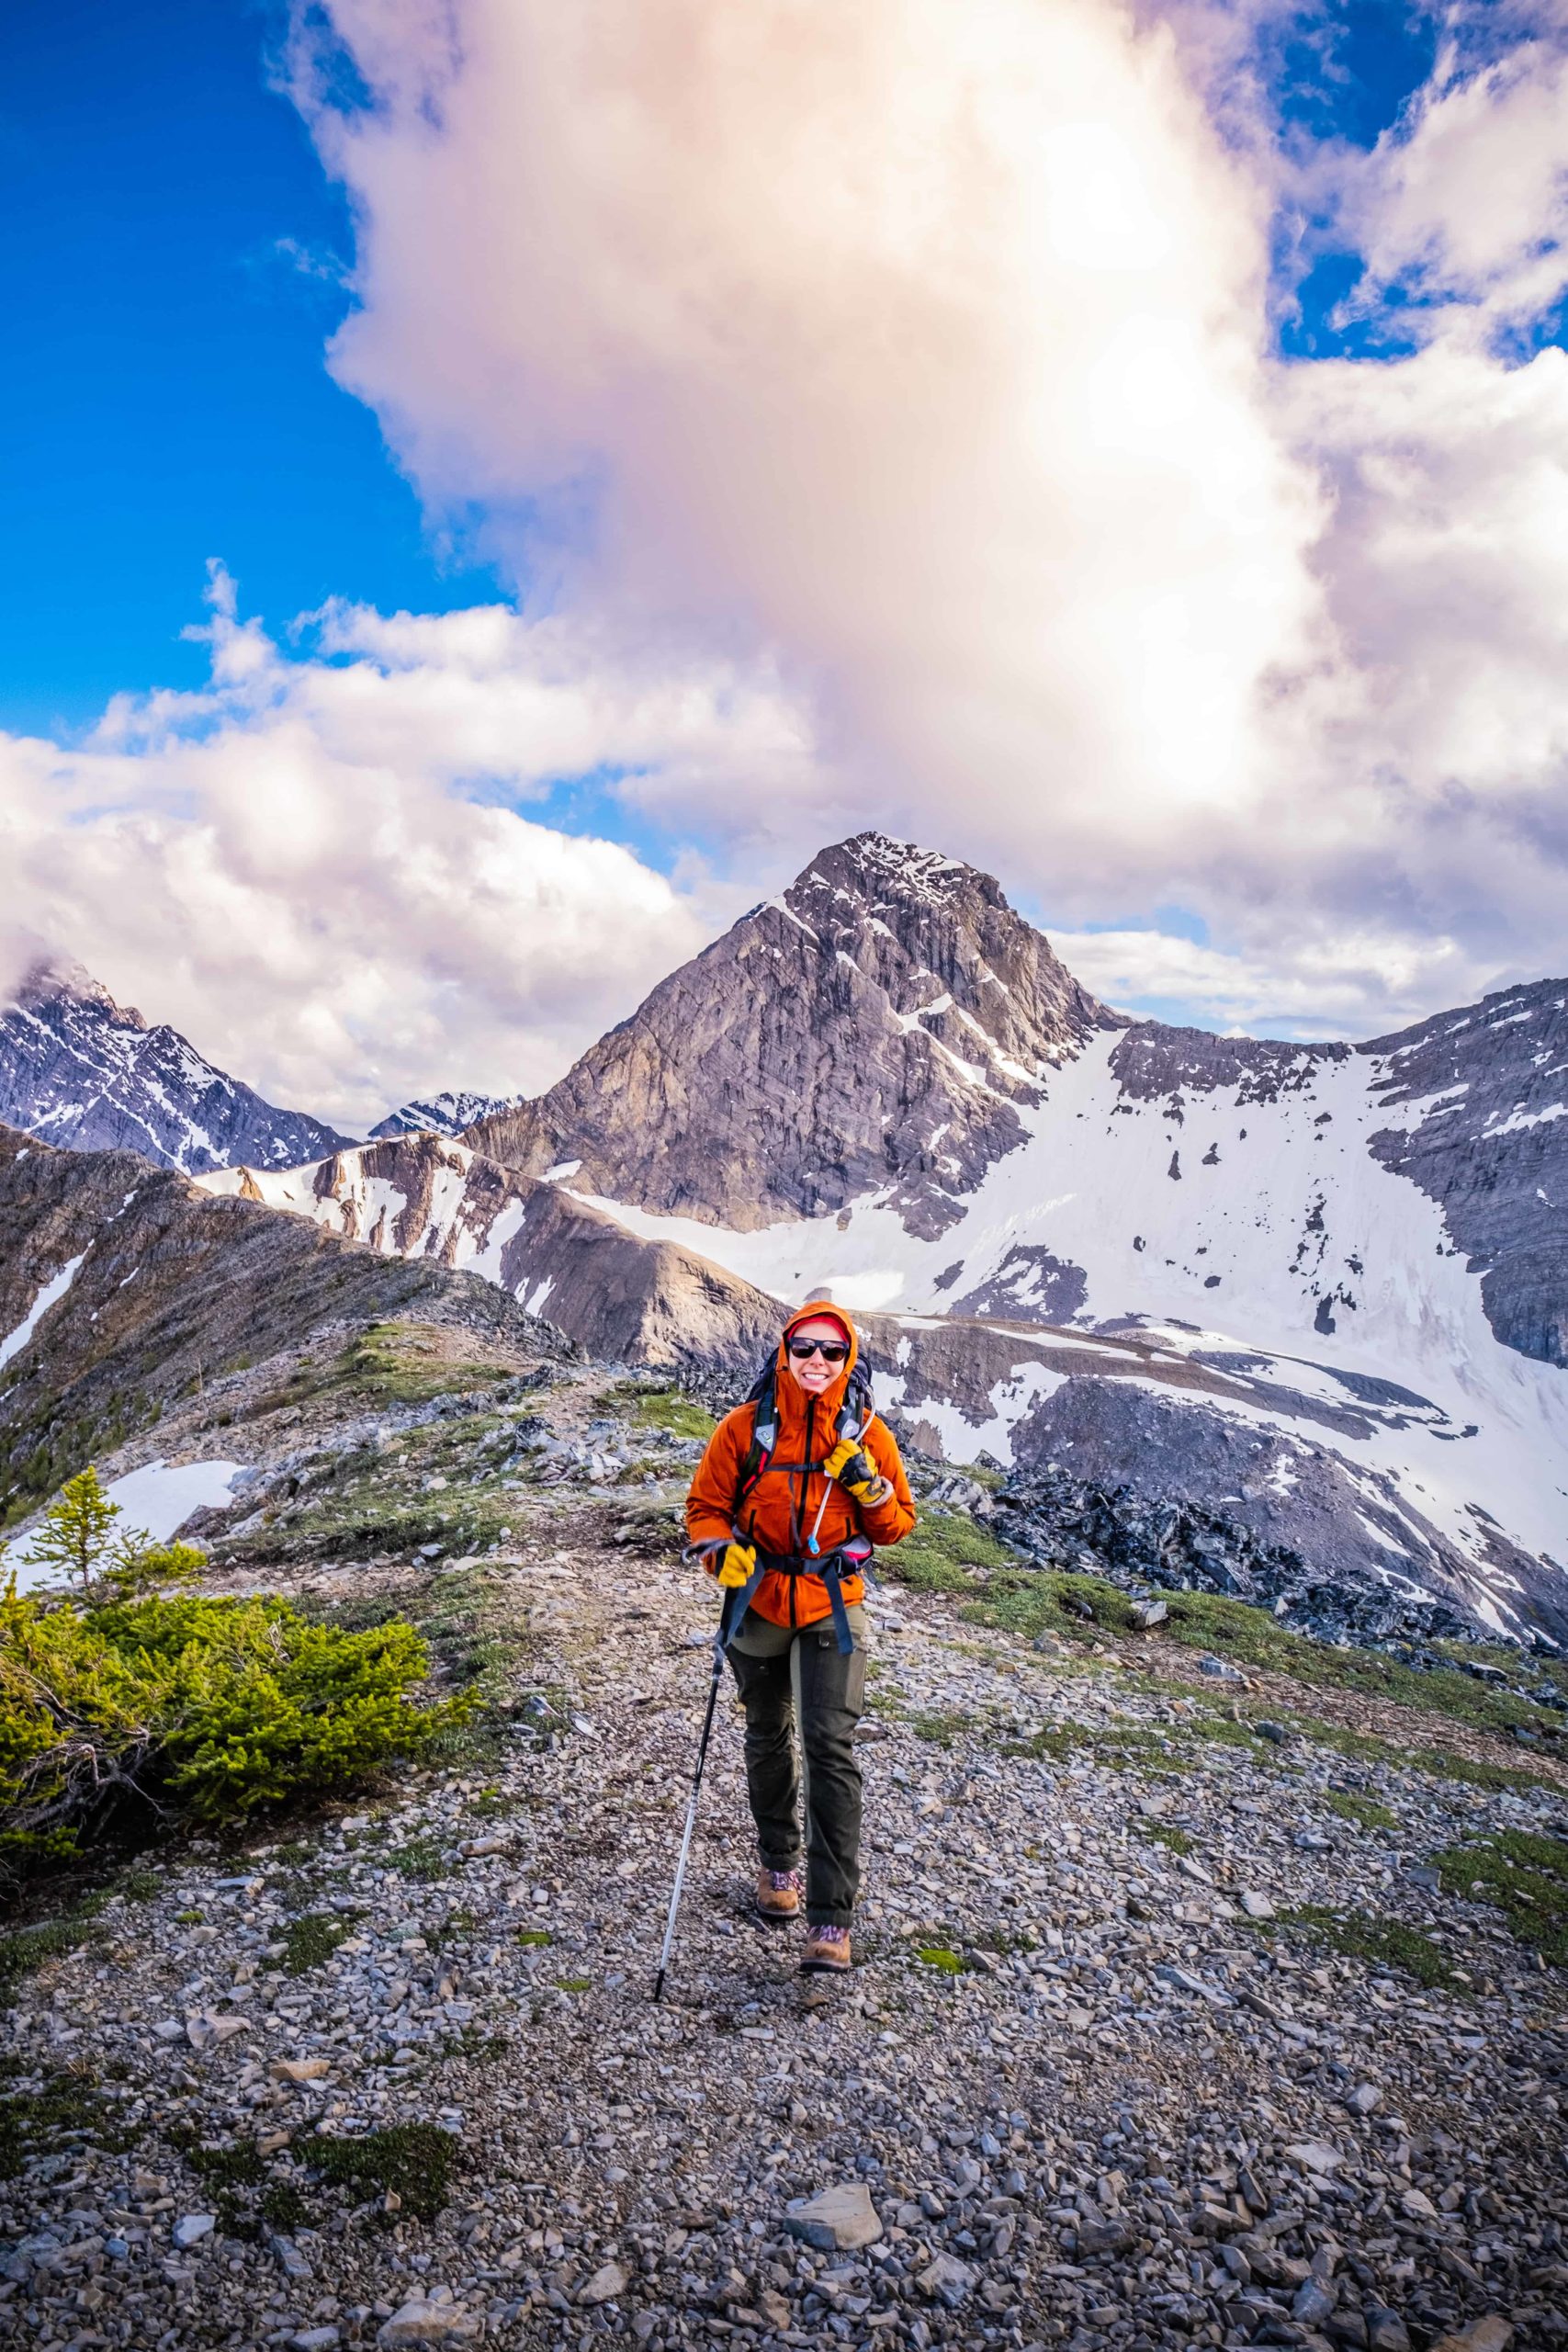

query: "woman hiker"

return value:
[684, 1304, 916, 1973]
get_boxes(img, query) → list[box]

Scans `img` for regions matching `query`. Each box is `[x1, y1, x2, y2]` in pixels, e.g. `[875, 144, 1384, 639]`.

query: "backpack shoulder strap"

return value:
[734, 1358, 780, 1510]
[833, 1362, 875, 1448]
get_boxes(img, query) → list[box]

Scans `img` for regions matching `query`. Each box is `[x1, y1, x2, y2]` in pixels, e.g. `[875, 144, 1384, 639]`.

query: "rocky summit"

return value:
[0, 957, 351, 1176]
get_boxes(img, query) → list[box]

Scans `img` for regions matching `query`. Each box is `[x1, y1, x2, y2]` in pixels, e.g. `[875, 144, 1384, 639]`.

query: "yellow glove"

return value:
[821, 1439, 892, 1507]
[716, 1540, 756, 1589]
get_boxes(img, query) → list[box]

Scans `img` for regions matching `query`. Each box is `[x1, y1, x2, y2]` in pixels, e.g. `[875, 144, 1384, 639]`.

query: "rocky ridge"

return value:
[0, 1125, 572, 1525]
[0, 958, 351, 1175]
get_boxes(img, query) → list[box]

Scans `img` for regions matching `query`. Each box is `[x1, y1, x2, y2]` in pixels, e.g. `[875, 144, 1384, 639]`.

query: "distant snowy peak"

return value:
[467, 831, 1120, 1238]
[369, 1089, 516, 1142]
[0, 956, 352, 1175]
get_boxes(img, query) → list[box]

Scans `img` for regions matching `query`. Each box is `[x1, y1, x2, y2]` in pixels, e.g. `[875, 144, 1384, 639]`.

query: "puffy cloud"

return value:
[0, 571, 775, 1129]
[266, 0, 1568, 1033]
[1337, 24, 1568, 334]
[295, 0, 1326, 865]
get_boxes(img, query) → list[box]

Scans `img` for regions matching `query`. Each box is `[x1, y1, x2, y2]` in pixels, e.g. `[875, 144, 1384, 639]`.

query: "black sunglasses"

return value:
[787, 1338, 849, 1363]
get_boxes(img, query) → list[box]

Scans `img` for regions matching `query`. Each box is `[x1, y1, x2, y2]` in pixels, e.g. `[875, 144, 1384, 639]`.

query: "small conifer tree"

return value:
[28, 1466, 118, 1600]
[25, 1465, 202, 1605]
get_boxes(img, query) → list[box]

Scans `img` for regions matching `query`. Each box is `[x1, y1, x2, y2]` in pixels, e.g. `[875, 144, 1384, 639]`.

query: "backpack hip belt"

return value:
[727, 1540, 874, 1657]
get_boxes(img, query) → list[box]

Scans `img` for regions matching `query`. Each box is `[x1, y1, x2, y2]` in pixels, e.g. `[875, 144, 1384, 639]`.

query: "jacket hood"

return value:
[775, 1302, 859, 1432]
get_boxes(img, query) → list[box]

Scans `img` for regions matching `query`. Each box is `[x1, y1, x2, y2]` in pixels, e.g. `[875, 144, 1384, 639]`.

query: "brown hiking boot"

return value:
[800, 1923, 852, 1973]
[756, 1867, 803, 1922]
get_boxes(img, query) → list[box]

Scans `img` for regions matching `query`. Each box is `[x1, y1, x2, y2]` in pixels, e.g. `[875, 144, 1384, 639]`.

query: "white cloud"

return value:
[1339, 28, 1568, 335]
[0, 571, 789, 1130]
[262, 0, 1568, 1038]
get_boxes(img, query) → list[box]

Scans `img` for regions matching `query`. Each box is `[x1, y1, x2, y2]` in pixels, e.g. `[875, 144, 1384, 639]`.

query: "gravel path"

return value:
[3, 1482, 1565, 2352]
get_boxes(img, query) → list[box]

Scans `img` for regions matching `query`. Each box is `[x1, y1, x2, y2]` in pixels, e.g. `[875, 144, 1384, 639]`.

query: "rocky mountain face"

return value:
[0, 1124, 570, 1522]
[0, 956, 351, 1174]
[370, 1088, 515, 1141]
[468, 832, 1118, 1238]
[200, 1135, 784, 1374]
[1364, 978, 1568, 1367]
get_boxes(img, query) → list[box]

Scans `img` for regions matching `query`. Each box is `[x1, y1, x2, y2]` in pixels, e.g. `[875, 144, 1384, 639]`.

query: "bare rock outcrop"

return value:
[468, 832, 1120, 1238]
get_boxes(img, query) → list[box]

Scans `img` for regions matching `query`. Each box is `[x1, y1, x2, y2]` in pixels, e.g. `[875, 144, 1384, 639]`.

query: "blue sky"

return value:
[4, 0, 1568, 1120]
[0, 0, 500, 740]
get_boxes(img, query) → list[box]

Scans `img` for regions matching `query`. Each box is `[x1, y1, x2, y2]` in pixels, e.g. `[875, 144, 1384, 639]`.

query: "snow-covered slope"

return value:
[0, 957, 351, 1173]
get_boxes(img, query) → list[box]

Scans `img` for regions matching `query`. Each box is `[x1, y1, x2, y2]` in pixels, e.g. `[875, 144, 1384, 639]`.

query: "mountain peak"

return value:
[15, 953, 147, 1031]
[0, 953, 352, 1174]
[792, 831, 976, 910]
[468, 831, 1116, 1237]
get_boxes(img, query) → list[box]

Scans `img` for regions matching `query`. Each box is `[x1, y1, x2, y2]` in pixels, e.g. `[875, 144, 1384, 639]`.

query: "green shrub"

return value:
[0, 1584, 470, 1867]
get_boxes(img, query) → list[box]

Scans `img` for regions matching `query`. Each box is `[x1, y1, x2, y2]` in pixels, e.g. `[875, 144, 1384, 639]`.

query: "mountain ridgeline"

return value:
[5, 831, 1568, 1647]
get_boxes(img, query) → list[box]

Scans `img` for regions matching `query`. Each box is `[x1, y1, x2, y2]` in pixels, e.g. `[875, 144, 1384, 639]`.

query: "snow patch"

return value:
[0, 1251, 88, 1371]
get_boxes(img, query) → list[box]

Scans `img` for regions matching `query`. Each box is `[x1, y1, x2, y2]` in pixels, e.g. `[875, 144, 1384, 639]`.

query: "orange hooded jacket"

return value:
[684, 1304, 917, 1631]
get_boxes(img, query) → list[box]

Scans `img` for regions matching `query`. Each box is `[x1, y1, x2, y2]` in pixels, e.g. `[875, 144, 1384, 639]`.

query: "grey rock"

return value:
[377, 2298, 482, 2346]
[1364, 2309, 1411, 2352]
[1426, 2325, 1513, 2352]
[1284, 2140, 1345, 2176]
[784, 2181, 884, 2252]
[577, 2260, 628, 2305]
[171, 2215, 214, 2249]
[1294, 2278, 1339, 2325]
[917, 2251, 979, 2308]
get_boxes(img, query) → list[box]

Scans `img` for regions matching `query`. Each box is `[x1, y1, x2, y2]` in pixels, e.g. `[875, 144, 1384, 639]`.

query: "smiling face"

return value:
[784, 1312, 851, 1396]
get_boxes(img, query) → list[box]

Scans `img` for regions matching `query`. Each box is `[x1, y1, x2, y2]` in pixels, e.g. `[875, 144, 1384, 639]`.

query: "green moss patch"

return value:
[1136, 1819, 1193, 1855]
[916, 1946, 965, 1974]
[885, 1510, 1018, 1596]
[1265, 1904, 1457, 1989]
[1325, 1791, 1398, 1832]
[962, 1565, 1565, 1750]
[0, 2066, 134, 2180]
[621, 1385, 716, 1442]
[1434, 1829, 1568, 1966]
[283, 1911, 359, 1975]
[299, 2121, 459, 2222]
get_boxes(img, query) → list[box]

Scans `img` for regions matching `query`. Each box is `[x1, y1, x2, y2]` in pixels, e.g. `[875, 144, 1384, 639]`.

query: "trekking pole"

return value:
[653, 1576, 738, 2003]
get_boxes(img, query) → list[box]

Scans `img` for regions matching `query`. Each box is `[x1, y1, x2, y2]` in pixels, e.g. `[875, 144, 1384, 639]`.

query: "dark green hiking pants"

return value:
[728, 1604, 867, 1929]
